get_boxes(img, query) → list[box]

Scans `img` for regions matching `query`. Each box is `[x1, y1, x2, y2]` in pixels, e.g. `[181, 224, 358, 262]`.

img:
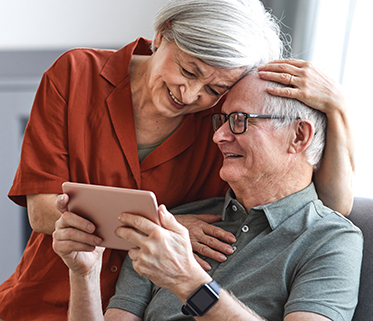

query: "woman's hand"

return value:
[258, 59, 347, 117]
[258, 59, 355, 216]
[174, 214, 236, 270]
[52, 194, 104, 275]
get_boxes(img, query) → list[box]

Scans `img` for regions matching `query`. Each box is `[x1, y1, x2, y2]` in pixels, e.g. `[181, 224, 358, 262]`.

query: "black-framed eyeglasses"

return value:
[212, 112, 290, 134]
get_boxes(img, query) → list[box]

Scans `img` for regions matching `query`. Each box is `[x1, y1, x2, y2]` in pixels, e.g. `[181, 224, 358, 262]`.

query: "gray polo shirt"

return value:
[107, 184, 363, 321]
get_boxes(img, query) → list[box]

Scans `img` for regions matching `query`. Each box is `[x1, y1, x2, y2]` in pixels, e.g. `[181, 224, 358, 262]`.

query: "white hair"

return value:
[152, 0, 286, 71]
[262, 81, 327, 168]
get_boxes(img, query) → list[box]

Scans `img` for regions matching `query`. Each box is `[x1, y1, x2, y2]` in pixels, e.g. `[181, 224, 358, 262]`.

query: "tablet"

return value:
[62, 182, 159, 250]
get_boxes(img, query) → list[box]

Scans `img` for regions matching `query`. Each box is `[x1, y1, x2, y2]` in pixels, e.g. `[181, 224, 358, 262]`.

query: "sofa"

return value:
[348, 197, 373, 320]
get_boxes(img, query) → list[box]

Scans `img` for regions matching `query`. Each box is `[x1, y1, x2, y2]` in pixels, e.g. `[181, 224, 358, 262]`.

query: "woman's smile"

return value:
[168, 89, 186, 109]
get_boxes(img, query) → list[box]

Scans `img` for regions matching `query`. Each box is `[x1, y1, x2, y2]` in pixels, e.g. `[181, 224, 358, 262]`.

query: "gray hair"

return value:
[262, 81, 327, 168]
[152, 0, 286, 71]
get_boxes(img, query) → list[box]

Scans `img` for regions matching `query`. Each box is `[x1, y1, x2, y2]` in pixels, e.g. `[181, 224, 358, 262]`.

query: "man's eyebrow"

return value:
[188, 62, 232, 90]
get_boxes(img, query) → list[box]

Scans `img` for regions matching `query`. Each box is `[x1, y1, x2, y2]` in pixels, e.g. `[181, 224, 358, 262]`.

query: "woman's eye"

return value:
[207, 87, 220, 96]
[182, 68, 195, 77]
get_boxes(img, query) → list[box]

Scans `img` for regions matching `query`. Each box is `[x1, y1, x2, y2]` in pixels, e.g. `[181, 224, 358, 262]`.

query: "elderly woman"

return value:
[0, 0, 354, 320]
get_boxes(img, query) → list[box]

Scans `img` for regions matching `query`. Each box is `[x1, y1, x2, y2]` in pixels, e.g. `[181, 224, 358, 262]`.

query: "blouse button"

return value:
[111, 265, 118, 273]
[232, 205, 238, 212]
[242, 225, 249, 233]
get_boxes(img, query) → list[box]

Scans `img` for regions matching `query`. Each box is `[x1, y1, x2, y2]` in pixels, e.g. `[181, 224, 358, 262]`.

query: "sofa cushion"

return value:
[348, 197, 373, 320]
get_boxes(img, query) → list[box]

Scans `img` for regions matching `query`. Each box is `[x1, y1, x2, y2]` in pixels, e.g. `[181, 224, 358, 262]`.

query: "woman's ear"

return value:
[288, 120, 315, 154]
[153, 21, 171, 49]
[153, 30, 163, 49]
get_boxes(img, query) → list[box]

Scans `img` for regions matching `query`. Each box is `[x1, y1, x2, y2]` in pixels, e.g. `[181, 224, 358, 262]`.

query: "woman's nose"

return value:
[179, 82, 200, 105]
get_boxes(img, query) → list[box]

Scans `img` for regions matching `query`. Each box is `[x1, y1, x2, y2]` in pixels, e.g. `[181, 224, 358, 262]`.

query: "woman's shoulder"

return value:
[46, 48, 116, 77]
[42, 48, 122, 100]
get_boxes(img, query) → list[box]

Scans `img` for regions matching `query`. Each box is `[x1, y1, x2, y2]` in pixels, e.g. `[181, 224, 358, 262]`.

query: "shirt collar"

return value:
[101, 37, 153, 86]
[222, 183, 318, 230]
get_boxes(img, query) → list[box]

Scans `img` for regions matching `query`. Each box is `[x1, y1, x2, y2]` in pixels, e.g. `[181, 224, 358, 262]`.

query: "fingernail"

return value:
[87, 223, 95, 233]
[228, 236, 236, 243]
[218, 254, 227, 262]
[225, 246, 234, 255]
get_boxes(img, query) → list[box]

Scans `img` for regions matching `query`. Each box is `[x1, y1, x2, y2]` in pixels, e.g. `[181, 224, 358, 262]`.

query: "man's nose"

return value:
[213, 121, 234, 144]
[180, 82, 201, 105]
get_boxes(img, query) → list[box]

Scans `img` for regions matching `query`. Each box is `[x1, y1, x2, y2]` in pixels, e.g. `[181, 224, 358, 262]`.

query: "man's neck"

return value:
[232, 165, 313, 212]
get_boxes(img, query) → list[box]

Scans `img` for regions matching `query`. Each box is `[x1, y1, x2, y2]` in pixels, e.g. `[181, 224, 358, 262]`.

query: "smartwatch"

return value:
[181, 280, 221, 317]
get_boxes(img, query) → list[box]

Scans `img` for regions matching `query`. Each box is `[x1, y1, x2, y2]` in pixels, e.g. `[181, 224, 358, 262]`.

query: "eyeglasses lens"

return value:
[212, 114, 225, 132]
[229, 112, 245, 134]
[212, 112, 247, 134]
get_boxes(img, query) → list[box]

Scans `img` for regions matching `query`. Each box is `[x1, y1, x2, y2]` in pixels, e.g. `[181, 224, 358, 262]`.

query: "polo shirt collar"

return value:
[222, 183, 318, 230]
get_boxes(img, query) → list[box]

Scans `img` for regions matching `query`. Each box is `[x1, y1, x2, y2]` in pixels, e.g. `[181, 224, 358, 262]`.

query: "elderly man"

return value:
[53, 73, 362, 321]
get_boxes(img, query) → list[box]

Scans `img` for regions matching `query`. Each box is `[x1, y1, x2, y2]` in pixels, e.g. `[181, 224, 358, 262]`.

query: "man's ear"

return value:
[288, 120, 314, 154]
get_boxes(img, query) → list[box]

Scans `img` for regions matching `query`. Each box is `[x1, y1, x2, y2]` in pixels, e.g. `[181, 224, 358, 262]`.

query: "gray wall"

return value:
[261, 0, 320, 60]
[0, 50, 70, 283]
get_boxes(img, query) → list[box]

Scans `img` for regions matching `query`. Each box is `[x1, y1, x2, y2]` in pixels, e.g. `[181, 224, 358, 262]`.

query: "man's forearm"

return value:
[189, 289, 266, 321]
[169, 271, 265, 321]
[68, 269, 104, 321]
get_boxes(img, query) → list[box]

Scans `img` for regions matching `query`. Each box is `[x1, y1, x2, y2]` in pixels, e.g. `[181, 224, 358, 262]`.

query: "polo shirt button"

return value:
[241, 225, 249, 233]
[232, 246, 237, 252]
[232, 205, 238, 211]
[111, 265, 118, 273]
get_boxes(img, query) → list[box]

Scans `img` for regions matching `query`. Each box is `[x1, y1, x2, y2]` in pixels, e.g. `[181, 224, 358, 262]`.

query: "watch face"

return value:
[188, 284, 219, 315]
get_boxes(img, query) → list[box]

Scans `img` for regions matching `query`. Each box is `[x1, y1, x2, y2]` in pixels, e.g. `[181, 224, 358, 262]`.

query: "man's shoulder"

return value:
[313, 200, 359, 228]
[305, 200, 363, 243]
[170, 197, 225, 216]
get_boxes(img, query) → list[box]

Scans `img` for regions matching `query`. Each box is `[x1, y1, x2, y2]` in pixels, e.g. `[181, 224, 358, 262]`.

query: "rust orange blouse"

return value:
[0, 38, 228, 320]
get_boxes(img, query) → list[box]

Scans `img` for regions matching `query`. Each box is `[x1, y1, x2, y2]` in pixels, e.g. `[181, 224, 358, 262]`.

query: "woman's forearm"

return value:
[313, 106, 355, 216]
[27, 193, 61, 234]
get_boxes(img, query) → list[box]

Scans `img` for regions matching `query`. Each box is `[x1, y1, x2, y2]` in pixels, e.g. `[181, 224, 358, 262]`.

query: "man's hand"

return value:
[116, 206, 212, 301]
[52, 194, 104, 276]
[174, 214, 236, 270]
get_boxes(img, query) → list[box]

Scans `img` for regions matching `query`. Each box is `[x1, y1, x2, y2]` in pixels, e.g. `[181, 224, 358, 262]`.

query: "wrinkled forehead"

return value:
[175, 44, 246, 89]
[223, 73, 268, 113]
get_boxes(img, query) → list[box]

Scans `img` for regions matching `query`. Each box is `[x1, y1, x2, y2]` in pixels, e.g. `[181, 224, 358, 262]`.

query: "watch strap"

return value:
[181, 304, 197, 316]
[207, 279, 221, 294]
